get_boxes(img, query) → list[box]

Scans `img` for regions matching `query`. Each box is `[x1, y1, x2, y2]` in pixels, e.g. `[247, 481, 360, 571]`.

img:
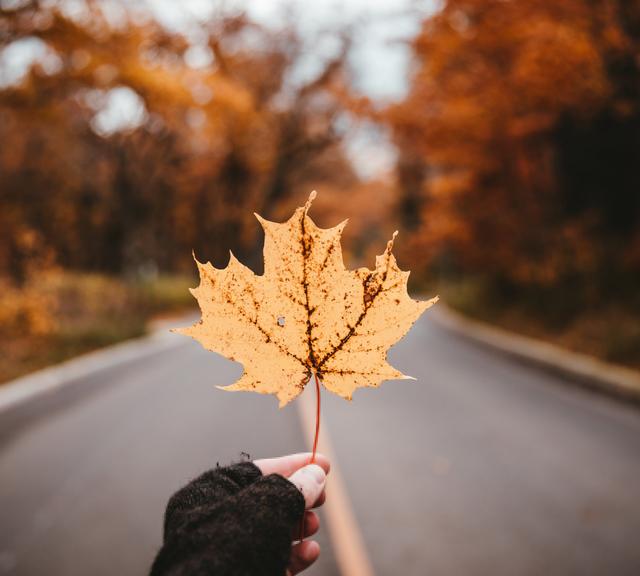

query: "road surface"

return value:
[1, 313, 640, 575]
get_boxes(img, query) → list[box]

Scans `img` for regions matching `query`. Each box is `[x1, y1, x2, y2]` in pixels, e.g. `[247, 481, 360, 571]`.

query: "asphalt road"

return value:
[1, 313, 640, 575]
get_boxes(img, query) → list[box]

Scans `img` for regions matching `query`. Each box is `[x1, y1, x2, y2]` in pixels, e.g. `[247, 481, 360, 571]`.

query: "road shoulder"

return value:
[431, 304, 640, 404]
[0, 317, 189, 417]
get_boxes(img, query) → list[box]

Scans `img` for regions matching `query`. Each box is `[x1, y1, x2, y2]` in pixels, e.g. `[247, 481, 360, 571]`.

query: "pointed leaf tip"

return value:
[304, 190, 317, 213]
[385, 230, 399, 253]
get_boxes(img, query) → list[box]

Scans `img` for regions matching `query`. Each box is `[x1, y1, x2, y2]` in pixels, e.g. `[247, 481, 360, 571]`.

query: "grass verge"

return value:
[0, 272, 195, 385]
[436, 277, 640, 371]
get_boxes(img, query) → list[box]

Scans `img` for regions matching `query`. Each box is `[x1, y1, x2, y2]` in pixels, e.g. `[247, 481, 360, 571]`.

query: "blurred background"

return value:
[1, 0, 639, 381]
[1, 1, 640, 575]
[1, 0, 640, 379]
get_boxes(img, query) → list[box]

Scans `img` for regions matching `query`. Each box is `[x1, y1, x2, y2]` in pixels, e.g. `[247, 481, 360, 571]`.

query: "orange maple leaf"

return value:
[176, 191, 438, 406]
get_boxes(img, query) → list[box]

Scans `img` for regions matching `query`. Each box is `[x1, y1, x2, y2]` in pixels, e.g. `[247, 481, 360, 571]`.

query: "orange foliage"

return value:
[388, 0, 640, 290]
[0, 2, 354, 280]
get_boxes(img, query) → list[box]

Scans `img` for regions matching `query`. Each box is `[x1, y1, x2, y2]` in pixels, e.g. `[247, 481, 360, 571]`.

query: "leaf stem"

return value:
[299, 371, 321, 542]
[311, 370, 321, 464]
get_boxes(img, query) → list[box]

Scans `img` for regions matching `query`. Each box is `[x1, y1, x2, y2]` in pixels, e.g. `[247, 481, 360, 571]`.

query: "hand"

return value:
[255, 453, 331, 575]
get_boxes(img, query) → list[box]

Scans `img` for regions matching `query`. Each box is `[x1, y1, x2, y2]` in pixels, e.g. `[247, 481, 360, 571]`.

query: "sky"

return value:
[147, 0, 436, 101]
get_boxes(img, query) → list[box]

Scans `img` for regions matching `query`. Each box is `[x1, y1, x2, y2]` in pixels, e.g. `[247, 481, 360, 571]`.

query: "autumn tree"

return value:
[388, 0, 640, 302]
[0, 1, 355, 281]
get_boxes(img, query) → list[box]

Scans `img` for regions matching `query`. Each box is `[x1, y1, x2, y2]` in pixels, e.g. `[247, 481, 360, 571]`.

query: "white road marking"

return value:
[297, 385, 375, 576]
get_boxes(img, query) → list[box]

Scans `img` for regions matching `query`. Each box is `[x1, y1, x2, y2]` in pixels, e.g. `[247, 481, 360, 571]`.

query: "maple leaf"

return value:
[176, 191, 438, 406]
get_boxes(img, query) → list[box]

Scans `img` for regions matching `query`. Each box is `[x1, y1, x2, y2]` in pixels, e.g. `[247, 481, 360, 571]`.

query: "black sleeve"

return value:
[150, 462, 305, 576]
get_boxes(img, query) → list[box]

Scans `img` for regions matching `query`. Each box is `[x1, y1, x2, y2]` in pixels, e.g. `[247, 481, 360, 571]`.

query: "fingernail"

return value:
[305, 464, 325, 484]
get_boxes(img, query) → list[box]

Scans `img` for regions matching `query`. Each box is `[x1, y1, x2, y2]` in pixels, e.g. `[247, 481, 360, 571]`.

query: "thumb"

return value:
[287, 464, 326, 509]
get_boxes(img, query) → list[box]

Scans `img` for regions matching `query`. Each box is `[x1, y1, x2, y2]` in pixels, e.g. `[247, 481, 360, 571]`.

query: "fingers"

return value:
[287, 464, 326, 509]
[291, 511, 319, 540]
[254, 453, 330, 478]
[288, 540, 320, 575]
[312, 490, 325, 509]
[253, 453, 328, 575]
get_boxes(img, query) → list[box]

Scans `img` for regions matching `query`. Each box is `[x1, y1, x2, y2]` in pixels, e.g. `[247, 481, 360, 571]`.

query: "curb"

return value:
[0, 315, 194, 416]
[430, 304, 640, 404]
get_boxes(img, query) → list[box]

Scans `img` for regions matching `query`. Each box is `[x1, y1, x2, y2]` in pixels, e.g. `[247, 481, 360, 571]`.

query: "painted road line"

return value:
[297, 384, 375, 576]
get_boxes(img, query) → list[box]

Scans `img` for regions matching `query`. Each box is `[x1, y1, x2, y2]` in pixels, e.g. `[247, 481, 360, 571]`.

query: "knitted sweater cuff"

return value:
[151, 462, 305, 576]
